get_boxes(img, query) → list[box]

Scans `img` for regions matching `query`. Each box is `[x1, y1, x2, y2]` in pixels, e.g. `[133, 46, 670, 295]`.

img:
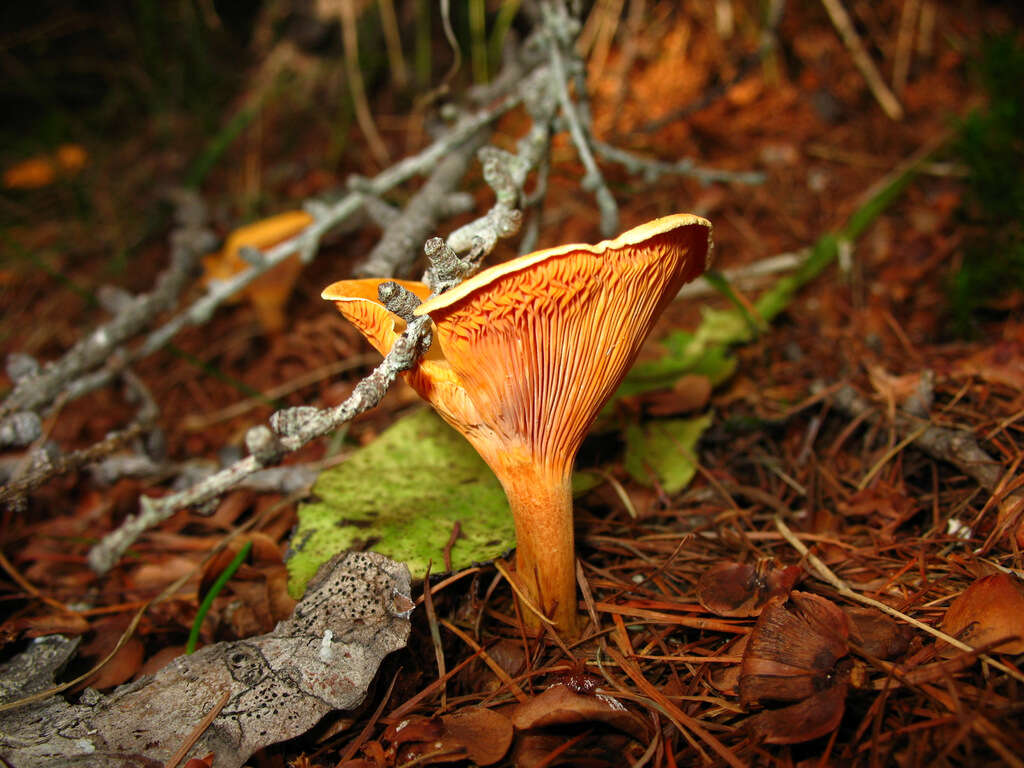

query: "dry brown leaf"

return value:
[439, 708, 514, 766]
[55, 144, 88, 172]
[837, 487, 919, 542]
[510, 729, 633, 768]
[3, 157, 57, 189]
[131, 555, 200, 592]
[642, 373, 713, 416]
[739, 593, 853, 744]
[85, 636, 145, 691]
[137, 644, 187, 678]
[697, 560, 801, 617]
[845, 605, 912, 659]
[385, 708, 514, 766]
[739, 592, 850, 706]
[4, 609, 91, 639]
[744, 681, 849, 745]
[383, 714, 444, 748]
[941, 572, 1024, 655]
[507, 683, 648, 741]
[708, 634, 749, 695]
[459, 638, 527, 694]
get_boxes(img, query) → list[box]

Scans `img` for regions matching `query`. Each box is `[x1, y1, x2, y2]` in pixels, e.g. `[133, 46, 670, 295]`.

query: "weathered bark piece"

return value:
[0, 551, 412, 768]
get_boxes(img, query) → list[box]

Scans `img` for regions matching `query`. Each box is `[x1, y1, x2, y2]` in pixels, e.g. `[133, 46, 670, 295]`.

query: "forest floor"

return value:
[1, 1, 1023, 766]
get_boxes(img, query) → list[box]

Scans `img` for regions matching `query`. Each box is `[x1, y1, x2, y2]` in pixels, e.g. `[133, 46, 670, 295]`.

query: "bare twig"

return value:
[0, 191, 211, 425]
[593, 140, 766, 186]
[355, 131, 485, 277]
[542, 0, 619, 237]
[340, 0, 390, 166]
[820, 0, 904, 120]
[86, 312, 432, 573]
[0, 369, 158, 507]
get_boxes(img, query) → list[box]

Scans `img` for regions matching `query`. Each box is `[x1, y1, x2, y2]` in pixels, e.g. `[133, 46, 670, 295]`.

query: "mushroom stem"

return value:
[501, 465, 578, 636]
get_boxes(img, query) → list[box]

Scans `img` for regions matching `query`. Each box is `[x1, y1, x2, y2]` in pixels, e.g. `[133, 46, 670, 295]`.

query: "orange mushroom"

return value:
[202, 210, 314, 332]
[323, 214, 712, 635]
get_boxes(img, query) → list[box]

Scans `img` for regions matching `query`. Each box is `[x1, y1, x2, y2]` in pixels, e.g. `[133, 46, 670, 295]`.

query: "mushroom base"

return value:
[503, 470, 579, 637]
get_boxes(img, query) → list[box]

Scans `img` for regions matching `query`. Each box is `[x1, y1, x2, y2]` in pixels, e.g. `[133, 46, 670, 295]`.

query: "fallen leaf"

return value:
[55, 143, 88, 172]
[708, 635, 749, 694]
[138, 645, 187, 678]
[738, 592, 852, 744]
[744, 681, 849, 745]
[3, 610, 90, 639]
[391, 708, 515, 766]
[383, 715, 444, 748]
[3, 157, 56, 189]
[941, 572, 1024, 654]
[624, 412, 714, 495]
[84, 637, 145, 692]
[510, 729, 632, 768]
[845, 606, 912, 659]
[697, 560, 801, 617]
[459, 638, 527, 694]
[642, 373, 713, 416]
[441, 707, 514, 765]
[508, 683, 648, 741]
[739, 592, 850, 706]
[837, 487, 918, 542]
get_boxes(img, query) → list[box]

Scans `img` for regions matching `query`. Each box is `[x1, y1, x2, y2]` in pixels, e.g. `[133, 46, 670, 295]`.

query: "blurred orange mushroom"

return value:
[323, 214, 712, 635]
[202, 210, 313, 332]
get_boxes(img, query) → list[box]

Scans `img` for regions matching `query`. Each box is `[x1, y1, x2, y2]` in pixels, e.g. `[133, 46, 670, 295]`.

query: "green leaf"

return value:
[614, 329, 737, 400]
[624, 412, 714, 495]
[287, 408, 514, 597]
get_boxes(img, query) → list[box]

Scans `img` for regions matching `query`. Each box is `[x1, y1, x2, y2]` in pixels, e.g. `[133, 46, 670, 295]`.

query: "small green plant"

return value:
[948, 36, 1024, 335]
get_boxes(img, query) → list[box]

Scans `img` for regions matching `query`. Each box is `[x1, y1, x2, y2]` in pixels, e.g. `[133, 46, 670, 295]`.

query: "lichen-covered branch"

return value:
[0, 370, 159, 508]
[0, 191, 212, 431]
[86, 313, 433, 573]
[355, 131, 485, 277]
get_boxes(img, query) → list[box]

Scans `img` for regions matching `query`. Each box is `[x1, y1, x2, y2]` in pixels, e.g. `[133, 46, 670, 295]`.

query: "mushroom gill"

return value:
[323, 214, 713, 635]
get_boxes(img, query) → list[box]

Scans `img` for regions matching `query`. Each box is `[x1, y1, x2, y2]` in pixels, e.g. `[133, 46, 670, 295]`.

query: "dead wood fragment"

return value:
[0, 551, 411, 768]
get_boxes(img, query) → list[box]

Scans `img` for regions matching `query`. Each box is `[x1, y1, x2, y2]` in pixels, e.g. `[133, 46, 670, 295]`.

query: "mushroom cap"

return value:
[417, 213, 711, 315]
[413, 214, 712, 475]
[322, 278, 431, 356]
[321, 278, 483, 436]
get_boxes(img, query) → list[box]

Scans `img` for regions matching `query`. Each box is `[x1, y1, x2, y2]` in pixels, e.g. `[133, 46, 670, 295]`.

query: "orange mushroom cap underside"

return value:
[323, 213, 712, 477]
[321, 277, 485, 437]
